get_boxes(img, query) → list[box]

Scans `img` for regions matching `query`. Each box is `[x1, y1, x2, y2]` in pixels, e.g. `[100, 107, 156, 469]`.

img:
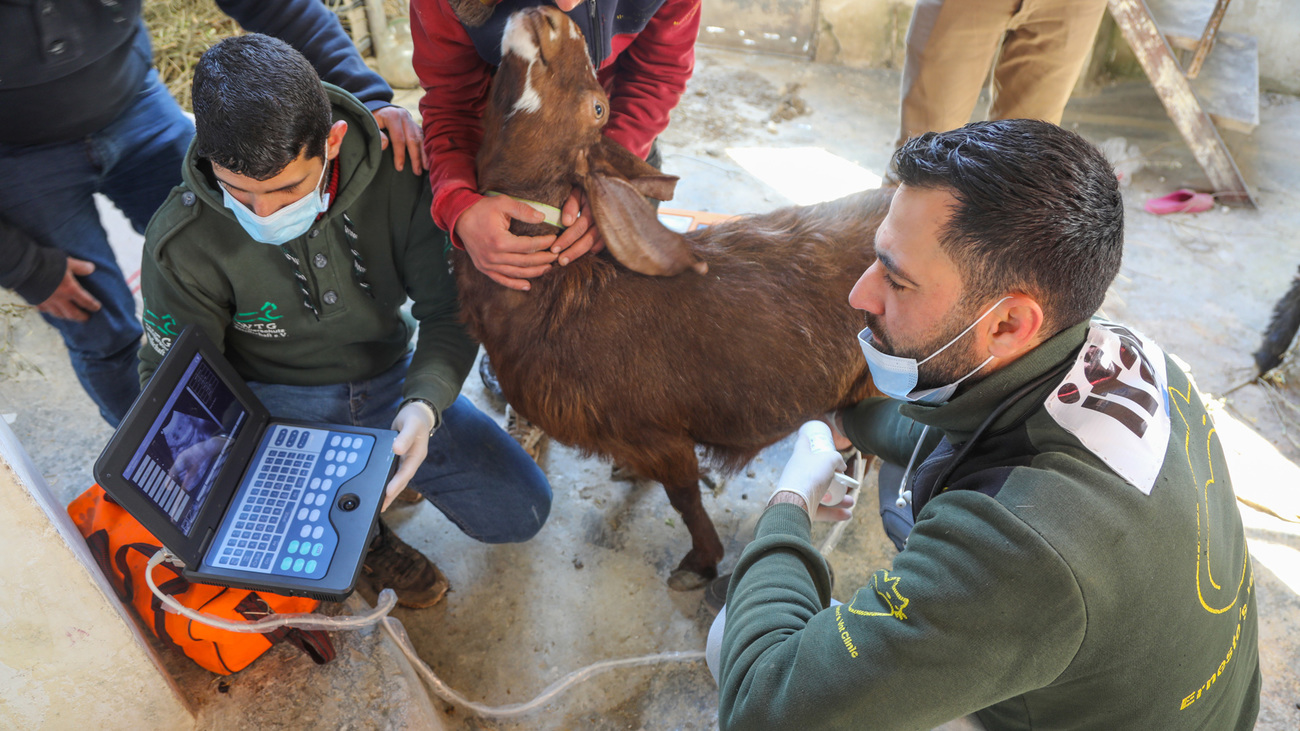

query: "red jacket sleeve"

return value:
[412, 0, 701, 245]
[410, 0, 491, 245]
[599, 0, 701, 159]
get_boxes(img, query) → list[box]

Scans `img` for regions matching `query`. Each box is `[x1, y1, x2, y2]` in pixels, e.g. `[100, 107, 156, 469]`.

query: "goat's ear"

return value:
[587, 173, 708, 277]
[596, 137, 679, 201]
[627, 175, 678, 202]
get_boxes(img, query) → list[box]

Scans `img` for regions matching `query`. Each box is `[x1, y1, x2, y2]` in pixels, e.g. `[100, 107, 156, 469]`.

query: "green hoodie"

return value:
[138, 85, 475, 414]
[717, 321, 1259, 730]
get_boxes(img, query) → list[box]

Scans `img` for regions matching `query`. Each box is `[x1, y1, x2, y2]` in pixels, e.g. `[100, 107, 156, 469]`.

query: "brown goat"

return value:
[456, 6, 890, 589]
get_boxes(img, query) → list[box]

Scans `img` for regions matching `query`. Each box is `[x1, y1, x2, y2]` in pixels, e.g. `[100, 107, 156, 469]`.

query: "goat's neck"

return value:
[478, 138, 585, 212]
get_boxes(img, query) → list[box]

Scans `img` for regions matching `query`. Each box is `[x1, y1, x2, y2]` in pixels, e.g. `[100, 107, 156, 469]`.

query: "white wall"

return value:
[0, 420, 193, 730]
[1220, 0, 1300, 94]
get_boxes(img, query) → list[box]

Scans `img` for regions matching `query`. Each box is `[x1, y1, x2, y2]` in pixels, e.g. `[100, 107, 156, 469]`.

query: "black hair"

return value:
[192, 34, 332, 180]
[892, 119, 1124, 338]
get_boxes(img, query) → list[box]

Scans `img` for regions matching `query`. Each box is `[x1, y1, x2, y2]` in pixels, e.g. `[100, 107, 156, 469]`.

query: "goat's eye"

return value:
[593, 101, 606, 119]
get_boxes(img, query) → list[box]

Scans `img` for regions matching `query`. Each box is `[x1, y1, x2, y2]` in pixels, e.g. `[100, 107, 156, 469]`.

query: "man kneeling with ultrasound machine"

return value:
[135, 34, 552, 608]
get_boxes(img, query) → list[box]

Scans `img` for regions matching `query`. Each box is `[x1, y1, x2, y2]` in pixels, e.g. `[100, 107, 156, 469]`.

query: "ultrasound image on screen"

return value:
[125, 353, 248, 534]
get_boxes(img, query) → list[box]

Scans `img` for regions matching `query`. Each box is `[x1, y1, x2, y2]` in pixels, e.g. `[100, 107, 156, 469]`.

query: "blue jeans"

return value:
[0, 69, 194, 425]
[247, 356, 552, 544]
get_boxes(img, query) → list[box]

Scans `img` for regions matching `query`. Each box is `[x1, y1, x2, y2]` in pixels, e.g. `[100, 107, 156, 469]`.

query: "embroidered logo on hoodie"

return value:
[233, 302, 288, 339]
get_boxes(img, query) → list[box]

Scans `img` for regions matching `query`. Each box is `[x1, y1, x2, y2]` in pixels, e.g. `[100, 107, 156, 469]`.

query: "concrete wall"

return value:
[1219, 0, 1300, 94]
[815, 0, 913, 69]
[0, 420, 193, 730]
[793, 0, 1298, 95]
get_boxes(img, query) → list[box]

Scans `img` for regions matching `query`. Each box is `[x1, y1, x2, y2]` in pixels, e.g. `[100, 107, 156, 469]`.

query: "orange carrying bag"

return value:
[67, 484, 335, 675]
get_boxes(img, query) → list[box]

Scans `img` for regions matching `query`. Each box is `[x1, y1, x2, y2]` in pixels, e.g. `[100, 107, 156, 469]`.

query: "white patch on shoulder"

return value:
[501, 15, 543, 116]
[1045, 319, 1171, 494]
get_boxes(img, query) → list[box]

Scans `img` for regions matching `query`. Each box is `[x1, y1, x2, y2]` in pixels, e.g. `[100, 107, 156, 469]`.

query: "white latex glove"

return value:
[384, 401, 437, 511]
[771, 421, 854, 522]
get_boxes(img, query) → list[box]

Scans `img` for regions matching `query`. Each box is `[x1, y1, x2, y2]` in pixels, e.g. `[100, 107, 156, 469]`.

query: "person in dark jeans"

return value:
[0, 0, 425, 426]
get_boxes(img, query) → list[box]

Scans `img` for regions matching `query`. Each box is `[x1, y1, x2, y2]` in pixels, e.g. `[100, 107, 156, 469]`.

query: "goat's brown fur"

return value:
[457, 6, 888, 588]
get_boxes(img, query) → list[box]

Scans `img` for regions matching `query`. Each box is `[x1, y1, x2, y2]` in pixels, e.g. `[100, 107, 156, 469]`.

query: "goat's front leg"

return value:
[614, 438, 724, 591]
[662, 479, 724, 591]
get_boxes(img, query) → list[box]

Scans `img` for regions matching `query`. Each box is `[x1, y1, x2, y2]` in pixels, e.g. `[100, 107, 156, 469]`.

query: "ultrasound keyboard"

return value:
[204, 424, 374, 579]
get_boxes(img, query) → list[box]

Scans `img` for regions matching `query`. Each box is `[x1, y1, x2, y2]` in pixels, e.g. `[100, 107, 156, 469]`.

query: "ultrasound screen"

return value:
[124, 352, 248, 534]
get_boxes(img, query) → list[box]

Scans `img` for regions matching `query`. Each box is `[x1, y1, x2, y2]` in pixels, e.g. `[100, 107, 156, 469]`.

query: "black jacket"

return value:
[0, 0, 395, 304]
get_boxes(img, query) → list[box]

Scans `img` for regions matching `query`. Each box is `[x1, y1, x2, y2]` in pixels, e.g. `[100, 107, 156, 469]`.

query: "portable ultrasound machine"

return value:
[94, 326, 398, 601]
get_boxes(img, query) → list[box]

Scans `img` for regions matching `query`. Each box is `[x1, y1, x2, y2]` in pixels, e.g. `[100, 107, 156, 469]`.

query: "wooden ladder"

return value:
[1107, 0, 1258, 206]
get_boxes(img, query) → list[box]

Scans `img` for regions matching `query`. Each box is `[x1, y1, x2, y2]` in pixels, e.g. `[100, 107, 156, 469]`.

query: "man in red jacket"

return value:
[411, 0, 700, 291]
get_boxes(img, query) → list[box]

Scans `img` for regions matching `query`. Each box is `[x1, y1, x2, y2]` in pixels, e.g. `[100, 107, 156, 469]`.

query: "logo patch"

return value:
[143, 303, 178, 356]
[1046, 320, 1170, 494]
[233, 302, 288, 339]
[845, 570, 910, 621]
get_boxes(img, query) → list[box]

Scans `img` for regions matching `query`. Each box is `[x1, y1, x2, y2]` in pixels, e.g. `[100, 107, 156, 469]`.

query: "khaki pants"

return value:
[898, 0, 1108, 147]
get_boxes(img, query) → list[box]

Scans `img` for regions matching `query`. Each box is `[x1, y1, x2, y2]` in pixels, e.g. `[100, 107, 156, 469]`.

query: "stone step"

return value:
[1188, 31, 1260, 134]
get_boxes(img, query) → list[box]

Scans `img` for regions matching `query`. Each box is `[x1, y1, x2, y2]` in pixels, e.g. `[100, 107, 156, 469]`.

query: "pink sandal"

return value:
[1144, 188, 1214, 215]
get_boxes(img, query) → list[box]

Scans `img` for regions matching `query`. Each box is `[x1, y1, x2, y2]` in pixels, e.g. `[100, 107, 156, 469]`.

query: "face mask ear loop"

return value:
[917, 296, 1013, 368]
[895, 424, 931, 508]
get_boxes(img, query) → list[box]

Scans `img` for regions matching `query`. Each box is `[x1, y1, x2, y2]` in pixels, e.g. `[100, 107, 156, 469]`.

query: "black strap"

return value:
[928, 358, 1076, 498]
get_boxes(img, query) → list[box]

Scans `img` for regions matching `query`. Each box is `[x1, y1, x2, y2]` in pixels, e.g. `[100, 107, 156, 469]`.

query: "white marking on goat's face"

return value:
[565, 22, 598, 80]
[502, 14, 543, 116]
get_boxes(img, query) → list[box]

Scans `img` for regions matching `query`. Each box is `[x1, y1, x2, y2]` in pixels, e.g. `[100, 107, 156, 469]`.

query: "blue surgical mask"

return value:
[221, 160, 331, 246]
[857, 296, 1011, 404]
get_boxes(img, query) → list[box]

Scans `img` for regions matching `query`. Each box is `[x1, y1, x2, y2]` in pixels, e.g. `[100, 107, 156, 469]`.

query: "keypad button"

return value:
[347, 451, 358, 464]
[300, 525, 311, 538]
[309, 509, 321, 521]
[312, 526, 324, 539]
[322, 479, 333, 490]
[336, 466, 348, 478]
[325, 449, 336, 461]
[280, 557, 293, 571]
[312, 543, 324, 556]
[305, 560, 317, 573]
[325, 464, 336, 476]
[330, 435, 341, 447]
[297, 508, 309, 520]
[293, 558, 305, 572]
[288, 540, 300, 553]
[341, 436, 354, 448]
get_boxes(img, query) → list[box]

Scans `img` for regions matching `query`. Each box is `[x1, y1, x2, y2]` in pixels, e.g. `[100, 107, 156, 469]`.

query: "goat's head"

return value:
[479, 6, 707, 277]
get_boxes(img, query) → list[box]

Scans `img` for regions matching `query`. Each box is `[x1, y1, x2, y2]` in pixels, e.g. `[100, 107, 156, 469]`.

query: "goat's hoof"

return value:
[668, 567, 715, 592]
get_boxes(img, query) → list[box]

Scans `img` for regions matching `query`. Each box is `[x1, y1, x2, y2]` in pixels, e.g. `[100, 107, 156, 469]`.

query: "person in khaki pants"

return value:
[897, 0, 1109, 148]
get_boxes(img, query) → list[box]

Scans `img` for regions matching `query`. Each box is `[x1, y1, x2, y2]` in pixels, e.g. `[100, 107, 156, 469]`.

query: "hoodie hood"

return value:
[181, 83, 383, 222]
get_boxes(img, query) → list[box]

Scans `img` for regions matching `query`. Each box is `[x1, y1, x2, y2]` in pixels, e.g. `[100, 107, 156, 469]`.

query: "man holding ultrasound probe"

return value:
[710, 121, 1259, 730]
[137, 35, 552, 609]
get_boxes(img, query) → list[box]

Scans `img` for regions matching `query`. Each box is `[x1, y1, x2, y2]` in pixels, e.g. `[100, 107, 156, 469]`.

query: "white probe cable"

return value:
[145, 548, 397, 631]
[146, 548, 705, 718]
[382, 617, 704, 719]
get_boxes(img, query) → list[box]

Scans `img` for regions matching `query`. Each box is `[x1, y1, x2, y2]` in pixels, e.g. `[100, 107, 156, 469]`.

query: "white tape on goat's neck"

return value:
[485, 191, 565, 229]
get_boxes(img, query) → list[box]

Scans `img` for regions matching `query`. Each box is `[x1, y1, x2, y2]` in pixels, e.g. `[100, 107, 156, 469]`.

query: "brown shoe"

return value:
[505, 404, 547, 464]
[362, 520, 449, 609]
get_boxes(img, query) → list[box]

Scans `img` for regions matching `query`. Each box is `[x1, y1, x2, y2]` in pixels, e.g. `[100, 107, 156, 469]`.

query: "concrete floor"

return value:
[3, 45, 1300, 729]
